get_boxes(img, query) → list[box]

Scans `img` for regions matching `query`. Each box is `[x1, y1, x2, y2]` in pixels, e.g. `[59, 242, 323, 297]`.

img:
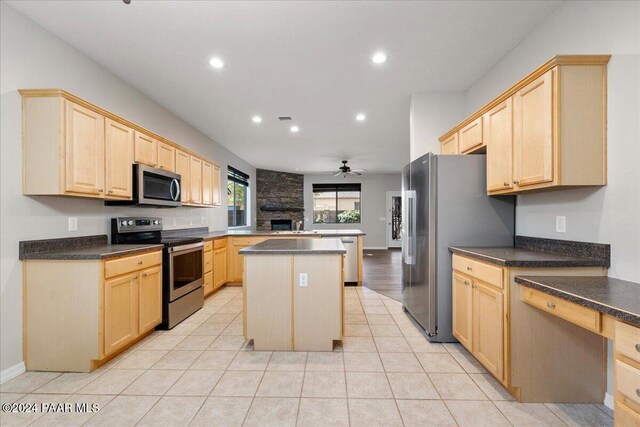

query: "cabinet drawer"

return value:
[615, 401, 640, 427]
[204, 251, 213, 273]
[617, 360, 640, 406]
[520, 286, 601, 333]
[232, 237, 265, 247]
[104, 251, 162, 279]
[452, 255, 503, 289]
[204, 241, 213, 252]
[616, 321, 640, 364]
[213, 238, 227, 249]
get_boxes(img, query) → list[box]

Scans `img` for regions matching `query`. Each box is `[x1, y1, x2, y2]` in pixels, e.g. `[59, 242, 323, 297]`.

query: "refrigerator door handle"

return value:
[403, 190, 416, 265]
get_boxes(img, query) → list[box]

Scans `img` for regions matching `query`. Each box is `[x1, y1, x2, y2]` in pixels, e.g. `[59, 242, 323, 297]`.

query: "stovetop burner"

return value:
[110, 217, 204, 247]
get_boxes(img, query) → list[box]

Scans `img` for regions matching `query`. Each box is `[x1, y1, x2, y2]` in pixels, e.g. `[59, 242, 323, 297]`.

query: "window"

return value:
[228, 166, 250, 227]
[313, 183, 361, 224]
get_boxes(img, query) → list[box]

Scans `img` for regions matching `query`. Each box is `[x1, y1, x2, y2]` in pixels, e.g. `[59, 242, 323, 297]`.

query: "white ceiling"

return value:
[9, 0, 561, 173]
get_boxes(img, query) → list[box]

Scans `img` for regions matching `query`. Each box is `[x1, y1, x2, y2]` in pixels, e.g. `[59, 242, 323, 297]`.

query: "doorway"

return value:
[386, 191, 402, 248]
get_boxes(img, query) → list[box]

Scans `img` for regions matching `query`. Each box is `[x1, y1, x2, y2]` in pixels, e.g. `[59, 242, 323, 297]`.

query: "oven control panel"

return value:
[113, 217, 162, 233]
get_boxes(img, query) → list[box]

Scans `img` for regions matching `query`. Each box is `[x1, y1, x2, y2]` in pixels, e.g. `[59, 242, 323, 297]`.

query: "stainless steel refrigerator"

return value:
[402, 153, 515, 342]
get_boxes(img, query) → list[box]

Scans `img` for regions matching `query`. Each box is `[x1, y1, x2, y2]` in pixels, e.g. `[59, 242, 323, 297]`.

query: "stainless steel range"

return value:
[111, 217, 204, 329]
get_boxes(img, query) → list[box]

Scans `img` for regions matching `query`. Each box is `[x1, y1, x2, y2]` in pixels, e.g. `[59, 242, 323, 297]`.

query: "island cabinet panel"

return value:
[65, 101, 105, 196]
[293, 255, 342, 351]
[104, 273, 138, 356]
[245, 255, 293, 351]
[105, 118, 134, 199]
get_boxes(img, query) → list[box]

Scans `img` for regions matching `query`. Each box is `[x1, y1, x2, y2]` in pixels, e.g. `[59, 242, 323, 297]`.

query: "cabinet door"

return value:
[189, 156, 203, 204]
[485, 99, 514, 192]
[212, 164, 222, 206]
[202, 161, 213, 205]
[138, 266, 162, 334]
[213, 247, 227, 288]
[157, 142, 175, 172]
[473, 282, 504, 380]
[232, 245, 246, 282]
[513, 70, 554, 188]
[104, 273, 138, 356]
[134, 131, 158, 167]
[452, 273, 473, 351]
[105, 118, 133, 199]
[175, 149, 190, 203]
[441, 133, 459, 155]
[459, 117, 483, 153]
[64, 101, 105, 196]
[204, 271, 214, 296]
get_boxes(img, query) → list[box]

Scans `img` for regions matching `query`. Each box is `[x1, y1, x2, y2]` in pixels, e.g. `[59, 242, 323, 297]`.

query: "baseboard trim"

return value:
[604, 392, 614, 410]
[1, 362, 26, 384]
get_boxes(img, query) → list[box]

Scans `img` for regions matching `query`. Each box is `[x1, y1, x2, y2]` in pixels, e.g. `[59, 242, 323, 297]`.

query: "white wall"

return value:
[0, 2, 256, 374]
[303, 174, 401, 248]
[410, 91, 465, 161]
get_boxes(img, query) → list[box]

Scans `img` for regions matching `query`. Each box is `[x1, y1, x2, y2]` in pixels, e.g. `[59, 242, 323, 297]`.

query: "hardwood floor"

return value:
[361, 248, 403, 301]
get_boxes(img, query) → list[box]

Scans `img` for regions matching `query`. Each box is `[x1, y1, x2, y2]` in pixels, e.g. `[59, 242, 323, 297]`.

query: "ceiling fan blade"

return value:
[333, 172, 343, 177]
[350, 169, 366, 172]
[351, 171, 362, 176]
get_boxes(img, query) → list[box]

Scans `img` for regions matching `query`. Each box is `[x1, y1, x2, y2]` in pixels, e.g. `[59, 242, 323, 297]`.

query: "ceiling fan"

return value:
[328, 160, 366, 177]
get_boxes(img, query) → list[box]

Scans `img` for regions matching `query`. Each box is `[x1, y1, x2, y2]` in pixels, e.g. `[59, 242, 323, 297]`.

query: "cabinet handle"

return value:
[98, 189, 104, 193]
[635, 344, 640, 353]
[546, 302, 556, 309]
[159, 165, 164, 169]
[153, 164, 158, 167]
[464, 280, 471, 286]
[108, 190, 113, 194]
[466, 266, 472, 271]
[142, 273, 147, 277]
[472, 284, 477, 289]
[133, 276, 138, 279]
[513, 180, 520, 185]
[138, 261, 143, 265]
[503, 182, 510, 187]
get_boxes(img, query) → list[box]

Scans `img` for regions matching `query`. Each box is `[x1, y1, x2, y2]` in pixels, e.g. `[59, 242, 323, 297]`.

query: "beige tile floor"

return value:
[1, 286, 614, 426]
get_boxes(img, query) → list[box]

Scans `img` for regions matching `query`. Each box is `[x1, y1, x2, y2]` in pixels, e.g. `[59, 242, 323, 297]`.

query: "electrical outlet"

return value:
[299, 273, 308, 287]
[68, 217, 78, 231]
[556, 216, 566, 233]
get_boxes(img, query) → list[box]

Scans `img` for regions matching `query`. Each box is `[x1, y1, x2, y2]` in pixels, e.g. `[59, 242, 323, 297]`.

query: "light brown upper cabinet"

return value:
[20, 89, 222, 206]
[105, 118, 134, 199]
[438, 55, 609, 195]
[134, 131, 158, 167]
[64, 101, 105, 196]
[202, 161, 213, 206]
[189, 156, 203, 205]
[485, 99, 513, 192]
[175, 149, 190, 203]
[440, 133, 459, 155]
[157, 141, 175, 172]
[459, 117, 484, 153]
[212, 164, 222, 206]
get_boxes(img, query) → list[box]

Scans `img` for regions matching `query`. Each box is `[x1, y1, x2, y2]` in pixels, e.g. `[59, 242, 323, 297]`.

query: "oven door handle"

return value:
[168, 241, 204, 253]
[170, 178, 181, 202]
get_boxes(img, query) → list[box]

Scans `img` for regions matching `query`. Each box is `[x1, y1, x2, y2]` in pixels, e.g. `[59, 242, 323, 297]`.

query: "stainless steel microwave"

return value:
[105, 164, 182, 207]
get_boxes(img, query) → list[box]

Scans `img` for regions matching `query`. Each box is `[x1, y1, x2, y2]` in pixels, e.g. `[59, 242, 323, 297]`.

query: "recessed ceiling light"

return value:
[209, 57, 224, 69]
[290, 125, 300, 133]
[371, 52, 387, 64]
[356, 113, 366, 121]
[252, 115, 262, 123]
[295, 168, 300, 171]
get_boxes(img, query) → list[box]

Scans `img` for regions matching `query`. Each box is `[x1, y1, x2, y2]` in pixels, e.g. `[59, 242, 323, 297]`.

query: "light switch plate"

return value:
[299, 273, 308, 287]
[556, 216, 566, 233]
[68, 217, 78, 231]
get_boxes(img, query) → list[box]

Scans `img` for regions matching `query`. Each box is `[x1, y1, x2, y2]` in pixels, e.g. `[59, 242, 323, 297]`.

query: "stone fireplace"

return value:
[256, 169, 304, 230]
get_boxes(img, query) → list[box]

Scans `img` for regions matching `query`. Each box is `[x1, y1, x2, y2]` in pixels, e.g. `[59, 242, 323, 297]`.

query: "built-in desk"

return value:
[516, 276, 640, 426]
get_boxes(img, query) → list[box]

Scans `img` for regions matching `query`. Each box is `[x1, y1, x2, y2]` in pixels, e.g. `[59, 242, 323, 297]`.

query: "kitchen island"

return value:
[240, 238, 346, 351]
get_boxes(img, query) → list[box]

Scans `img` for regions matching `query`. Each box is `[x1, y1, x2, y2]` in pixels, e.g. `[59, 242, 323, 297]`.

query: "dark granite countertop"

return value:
[449, 246, 608, 268]
[515, 276, 640, 326]
[240, 238, 346, 255]
[20, 241, 163, 260]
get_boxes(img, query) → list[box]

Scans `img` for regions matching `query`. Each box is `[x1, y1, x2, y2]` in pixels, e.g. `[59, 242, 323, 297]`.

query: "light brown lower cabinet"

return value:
[614, 321, 640, 426]
[452, 253, 607, 402]
[23, 250, 162, 372]
[213, 246, 227, 289]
